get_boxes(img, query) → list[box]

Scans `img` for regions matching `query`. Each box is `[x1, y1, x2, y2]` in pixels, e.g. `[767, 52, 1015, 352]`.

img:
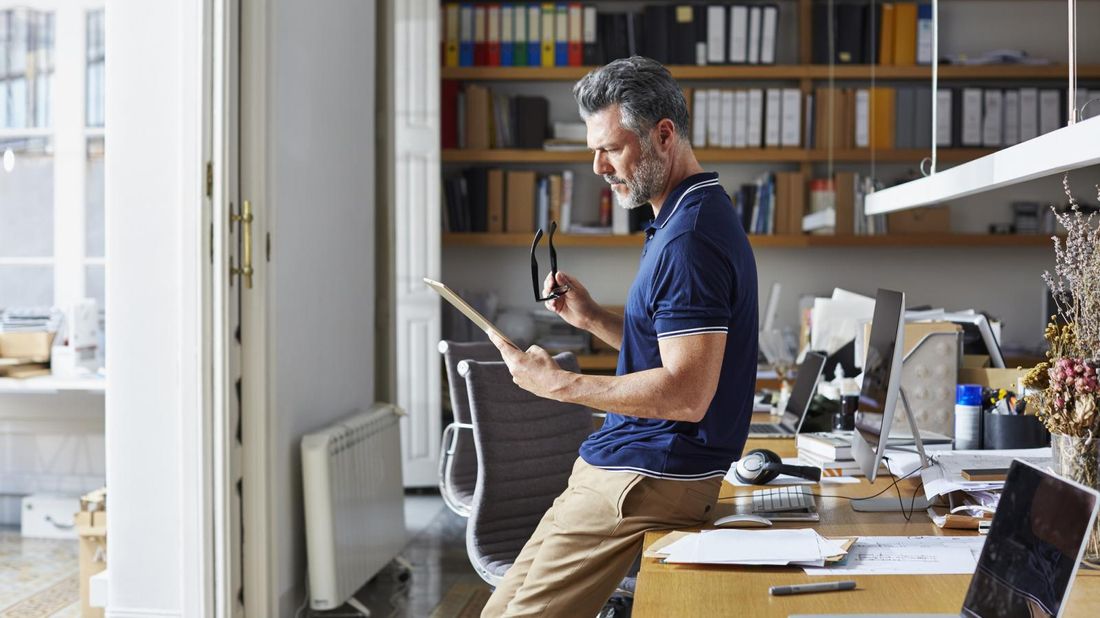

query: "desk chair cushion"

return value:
[459, 353, 594, 583]
[438, 341, 501, 516]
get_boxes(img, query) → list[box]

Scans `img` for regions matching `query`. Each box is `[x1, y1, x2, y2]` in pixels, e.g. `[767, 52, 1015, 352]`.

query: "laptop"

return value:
[748, 352, 826, 438]
[791, 459, 1100, 618]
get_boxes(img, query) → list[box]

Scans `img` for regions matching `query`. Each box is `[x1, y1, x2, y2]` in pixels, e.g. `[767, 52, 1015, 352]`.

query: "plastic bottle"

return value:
[954, 384, 983, 450]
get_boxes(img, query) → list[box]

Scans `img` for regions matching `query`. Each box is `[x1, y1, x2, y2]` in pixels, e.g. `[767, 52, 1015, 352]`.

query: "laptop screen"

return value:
[962, 460, 1099, 618]
[781, 352, 826, 431]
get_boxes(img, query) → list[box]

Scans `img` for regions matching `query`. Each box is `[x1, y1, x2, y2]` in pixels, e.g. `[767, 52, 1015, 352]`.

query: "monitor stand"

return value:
[851, 388, 932, 512]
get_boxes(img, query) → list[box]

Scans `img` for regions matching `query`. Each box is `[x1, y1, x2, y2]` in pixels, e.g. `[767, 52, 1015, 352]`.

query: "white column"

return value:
[52, 4, 87, 309]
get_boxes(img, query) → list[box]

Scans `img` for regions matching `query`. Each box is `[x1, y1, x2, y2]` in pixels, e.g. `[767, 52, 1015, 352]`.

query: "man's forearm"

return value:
[548, 367, 711, 423]
[582, 307, 625, 351]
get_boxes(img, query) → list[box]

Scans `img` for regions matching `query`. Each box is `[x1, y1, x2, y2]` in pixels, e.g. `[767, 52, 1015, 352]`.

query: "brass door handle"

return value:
[230, 200, 254, 288]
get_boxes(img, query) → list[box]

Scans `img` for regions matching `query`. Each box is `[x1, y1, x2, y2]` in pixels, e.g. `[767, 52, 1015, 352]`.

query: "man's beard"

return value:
[604, 138, 667, 210]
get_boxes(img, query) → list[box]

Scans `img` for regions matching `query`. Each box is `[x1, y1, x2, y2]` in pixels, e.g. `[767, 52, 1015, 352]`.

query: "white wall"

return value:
[266, 1, 377, 615]
[105, 0, 205, 616]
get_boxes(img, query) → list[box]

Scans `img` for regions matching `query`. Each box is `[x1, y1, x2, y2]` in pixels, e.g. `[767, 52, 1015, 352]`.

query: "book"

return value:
[505, 170, 536, 233]
[893, 2, 917, 66]
[443, 4, 460, 67]
[879, 3, 896, 65]
[916, 3, 933, 64]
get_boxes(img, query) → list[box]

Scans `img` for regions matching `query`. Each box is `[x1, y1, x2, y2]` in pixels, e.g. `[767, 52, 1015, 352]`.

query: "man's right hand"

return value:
[544, 271, 598, 331]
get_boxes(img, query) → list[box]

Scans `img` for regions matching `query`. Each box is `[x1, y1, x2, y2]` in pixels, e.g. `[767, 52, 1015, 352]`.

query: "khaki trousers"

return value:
[481, 457, 721, 618]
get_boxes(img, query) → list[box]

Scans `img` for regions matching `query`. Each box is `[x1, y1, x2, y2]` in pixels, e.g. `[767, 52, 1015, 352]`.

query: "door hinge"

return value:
[205, 162, 213, 199]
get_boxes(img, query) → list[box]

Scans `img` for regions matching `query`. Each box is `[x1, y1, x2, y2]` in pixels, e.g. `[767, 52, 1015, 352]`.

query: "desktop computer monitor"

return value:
[850, 288, 907, 482]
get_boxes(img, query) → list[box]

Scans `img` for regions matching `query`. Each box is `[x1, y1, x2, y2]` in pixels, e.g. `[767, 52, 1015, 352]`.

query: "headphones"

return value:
[734, 449, 822, 485]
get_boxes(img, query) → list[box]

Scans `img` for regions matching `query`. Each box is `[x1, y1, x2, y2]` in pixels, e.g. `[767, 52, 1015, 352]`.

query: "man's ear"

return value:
[655, 118, 676, 148]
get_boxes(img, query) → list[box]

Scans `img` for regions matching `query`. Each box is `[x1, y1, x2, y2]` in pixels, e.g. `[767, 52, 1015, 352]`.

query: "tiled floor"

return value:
[0, 527, 81, 617]
[0, 494, 484, 618]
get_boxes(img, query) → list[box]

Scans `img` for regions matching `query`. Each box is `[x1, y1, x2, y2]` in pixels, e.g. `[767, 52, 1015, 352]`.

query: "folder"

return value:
[863, 3, 882, 66]
[879, 3, 895, 65]
[500, 5, 514, 66]
[474, 4, 487, 65]
[693, 88, 708, 147]
[1039, 89, 1062, 135]
[643, 5, 671, 64]
[708, 89, 723, 147]
[567, 3, 582, 66]
[694, 5, 709, 65]
[854, 89, 870, 148]
[961, 87, 983, 146]
[870, 87, 896, 149]
[760, 5, 778, 64]
[463, 168, 489, 232]
[513, 4, 528, 65]
[540, 3, 555, 66]
[913, 86, 932, 149]
[747, 89, 764, 148]
[673, 5, 697, 65]
[514, 96, 549, 149]
[765, 88, 781, 147]
[734, 90, 749, 148]
[747, 6, 761, 64]
[835, 3, 865, 63]
[442, 80, 460, 149]
[721, 90, 735, 148]
[582, 5, 599, 65]
[487, 5, 501, 66]
[982, 89, 1003, 147]
[505, 171, 537, 233]
[1018, 87, 1039, 141]
[916, 3, 933, 64]
[811, 3, 830, 64]
[706, 5, 727, 64]
[554, 4, 569, 66]
[893, 87, 912, 148]
[936, 88, 953, 147]
[729, 5, 748, 64]
[1003, 90, 1020, 146]
[444, 4, 460, 67]
[835, 171, 857, 235]
[487, 169, 504, 233]
[527, 5, 541, 66]
[780, 88, 801, 147]
[459, 4, 475, 66]
[893, 3, 917, 66]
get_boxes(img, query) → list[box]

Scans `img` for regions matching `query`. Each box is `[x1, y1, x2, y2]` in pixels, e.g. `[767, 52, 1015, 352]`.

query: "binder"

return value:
[474, 4, 487, 65]
[500, 5, 514, 66]
[729, 5, 749, 64]
[464, 84, 492, 150]
[692, 87, 708, 147]
[765, 88, 781, 147]
[582, 5, 599, 65]
[722, 90, 737, 148]
[514, 4, 528, 65]
[854, 89, 870, 148]
[528, 5, 542, 65]
[913, 86, 932, 149]
[747, 6, 761, 64]
[707, 89, 723, 147]
[643, 5, 671, 63]
[916, 3, 933, 64]
[459, 4, 475, 66]
[555, 4, 569, 66]
[893, 3, 917, 66]
[1018, 87, 1039, 141]
[804, 92, 815, 148]
[733, 90, 749, 148]
[463, 168, 489, 232]
[982, 89, 1003, 147]
[694, 5, 708, 65]
[835, 171, 857, 235]
[441, 80, 460, 149]
[540, 3, 555, 66]
[706, 5, 727, 64]
[505, 171, 537, 233]
[514, 96, 549, 149]
[811, 3, 830, 64]
[1003, 90, 1020, 146]
[781, 88, 801, 147]
[444, 4, 460, 67]
[673, 4, 697, 65]
[567, 3, 582, 66]
[835, 3, 865, 63]
[879, 3, 896, 65]
[936, 88, 952, 147]
[747, 89, 764, 147]
[1039, 89, 1061, 135]
[863, 3, 882, 67]
[893, 87, 913, 149]
[961, 87, 983, 146]
[760, 5, 778, 64]
[487, 5, 501, 66]
[870, 87, 895, 149]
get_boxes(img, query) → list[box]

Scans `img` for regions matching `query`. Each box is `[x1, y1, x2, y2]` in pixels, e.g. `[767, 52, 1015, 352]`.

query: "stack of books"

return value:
[797, 430, 954, 476]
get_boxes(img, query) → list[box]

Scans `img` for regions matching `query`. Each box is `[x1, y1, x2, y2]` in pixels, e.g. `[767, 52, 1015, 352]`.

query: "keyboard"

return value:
[748, 423, 788, 435]
[752, 486, 816, 513]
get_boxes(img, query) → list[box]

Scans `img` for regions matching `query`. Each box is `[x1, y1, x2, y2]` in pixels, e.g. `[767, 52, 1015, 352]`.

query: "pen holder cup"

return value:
[983, 413, 1050, 450]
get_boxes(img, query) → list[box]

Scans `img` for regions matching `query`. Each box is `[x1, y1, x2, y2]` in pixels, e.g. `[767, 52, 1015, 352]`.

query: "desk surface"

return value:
[0, 374, 105, 394]
[634, 437, 1100, 618]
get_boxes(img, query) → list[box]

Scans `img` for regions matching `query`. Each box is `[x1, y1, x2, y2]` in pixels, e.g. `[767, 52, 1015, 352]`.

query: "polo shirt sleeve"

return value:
[649, 231, 733, 341]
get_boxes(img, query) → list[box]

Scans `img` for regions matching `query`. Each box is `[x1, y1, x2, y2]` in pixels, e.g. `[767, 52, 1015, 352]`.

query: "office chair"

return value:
[437, 340, 502, 517]
[458, 354, 636, 610]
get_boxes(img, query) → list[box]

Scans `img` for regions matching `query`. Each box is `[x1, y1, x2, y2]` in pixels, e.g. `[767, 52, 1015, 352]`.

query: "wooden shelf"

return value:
[442, 148, 995, 164]
[444, 232, 1054, 249]
[577, 354, 619, 371]
[442, 64, 1100, 82]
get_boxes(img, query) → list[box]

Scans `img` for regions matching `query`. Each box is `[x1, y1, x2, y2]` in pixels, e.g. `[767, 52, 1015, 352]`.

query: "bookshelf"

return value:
[443, 148, 996, 164]
[443, 232, 1055, 249]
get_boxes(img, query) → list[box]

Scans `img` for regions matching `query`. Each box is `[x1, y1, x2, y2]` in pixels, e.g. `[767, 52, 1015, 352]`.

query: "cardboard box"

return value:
[0, 331, 55, 362]
[77, 510, 107, 618]
[958, 367, 1031, 392]
[887, 205, 950, 234]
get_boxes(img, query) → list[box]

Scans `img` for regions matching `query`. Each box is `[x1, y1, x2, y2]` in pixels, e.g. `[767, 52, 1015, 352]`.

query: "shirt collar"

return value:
[646, 172, 721, 232]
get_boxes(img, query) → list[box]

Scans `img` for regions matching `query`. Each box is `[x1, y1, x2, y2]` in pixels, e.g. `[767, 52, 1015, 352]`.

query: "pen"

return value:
[769, 580, 857, 596]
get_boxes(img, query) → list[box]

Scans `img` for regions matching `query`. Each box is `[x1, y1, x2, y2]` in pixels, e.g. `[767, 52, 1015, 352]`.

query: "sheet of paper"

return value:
[802, 535, 985, 576]
[662, 528, 847, 566]
[921, 448, 1052, 500]
[644, 530, 695, 558]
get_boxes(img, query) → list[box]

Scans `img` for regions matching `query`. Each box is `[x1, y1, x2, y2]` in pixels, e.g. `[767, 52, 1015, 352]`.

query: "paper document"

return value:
[810, 289, 875, 355]
[658, 528, 849, 567]
[803, 535, 985, 576]
[921, 448, 1052, 500]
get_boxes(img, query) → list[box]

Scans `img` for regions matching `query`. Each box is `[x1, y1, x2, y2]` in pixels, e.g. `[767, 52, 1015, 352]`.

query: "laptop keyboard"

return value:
[752, 486, 816, 513]
[748, 423, 786, 434]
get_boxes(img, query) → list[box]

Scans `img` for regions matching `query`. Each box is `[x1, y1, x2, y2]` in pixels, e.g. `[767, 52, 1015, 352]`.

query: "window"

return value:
[0, 3, 105, 359]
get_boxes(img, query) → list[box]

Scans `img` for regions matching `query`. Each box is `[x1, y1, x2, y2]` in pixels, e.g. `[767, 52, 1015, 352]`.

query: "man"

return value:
[484, 56, 758, 617]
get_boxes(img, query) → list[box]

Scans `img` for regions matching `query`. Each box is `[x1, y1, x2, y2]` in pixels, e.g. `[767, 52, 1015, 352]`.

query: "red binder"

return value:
[567, 3, 582, 66]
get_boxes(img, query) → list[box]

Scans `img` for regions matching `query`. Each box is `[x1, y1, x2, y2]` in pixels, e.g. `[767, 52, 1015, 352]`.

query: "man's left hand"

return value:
[488, 332, 567, 400]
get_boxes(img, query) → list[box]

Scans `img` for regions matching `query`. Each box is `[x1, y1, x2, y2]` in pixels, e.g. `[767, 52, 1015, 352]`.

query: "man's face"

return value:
[585, 105, 668, 210]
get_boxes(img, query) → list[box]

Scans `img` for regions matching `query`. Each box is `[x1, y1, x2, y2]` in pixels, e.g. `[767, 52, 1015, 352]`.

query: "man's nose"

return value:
[593, 151, 613, 177]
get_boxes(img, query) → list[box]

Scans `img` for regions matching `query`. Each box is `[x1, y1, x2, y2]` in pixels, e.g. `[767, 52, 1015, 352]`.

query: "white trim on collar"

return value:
[654, 177, 721, 229]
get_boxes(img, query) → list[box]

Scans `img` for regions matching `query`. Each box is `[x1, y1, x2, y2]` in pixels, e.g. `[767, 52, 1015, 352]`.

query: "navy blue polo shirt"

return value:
[578, 172, 759, 479]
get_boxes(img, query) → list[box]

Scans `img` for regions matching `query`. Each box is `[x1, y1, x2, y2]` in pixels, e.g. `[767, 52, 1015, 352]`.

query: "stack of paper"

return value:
[803, 536, 985, 576]
[919, 448, 1052, 500]
[656, 529, 849, 567]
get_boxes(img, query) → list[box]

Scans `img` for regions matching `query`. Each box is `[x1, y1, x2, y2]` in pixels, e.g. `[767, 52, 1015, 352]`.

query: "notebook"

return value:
[748, 352, 826, 438]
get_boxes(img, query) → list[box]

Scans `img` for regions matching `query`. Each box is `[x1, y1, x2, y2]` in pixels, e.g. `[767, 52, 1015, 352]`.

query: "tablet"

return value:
[423, 278, 518, 349]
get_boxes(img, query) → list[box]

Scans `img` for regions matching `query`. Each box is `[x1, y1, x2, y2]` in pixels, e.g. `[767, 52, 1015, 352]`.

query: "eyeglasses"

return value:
[531, 221, 571, 302]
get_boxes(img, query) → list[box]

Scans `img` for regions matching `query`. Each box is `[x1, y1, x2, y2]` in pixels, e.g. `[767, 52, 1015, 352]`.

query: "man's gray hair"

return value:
[572, 56, 690, 141]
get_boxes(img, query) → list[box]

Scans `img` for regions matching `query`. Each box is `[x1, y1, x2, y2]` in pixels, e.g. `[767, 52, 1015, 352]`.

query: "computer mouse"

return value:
[712, 514, 773, 528]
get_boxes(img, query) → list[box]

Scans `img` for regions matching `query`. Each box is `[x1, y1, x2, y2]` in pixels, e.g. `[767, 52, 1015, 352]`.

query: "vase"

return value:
[1051, 432, 1100, 561]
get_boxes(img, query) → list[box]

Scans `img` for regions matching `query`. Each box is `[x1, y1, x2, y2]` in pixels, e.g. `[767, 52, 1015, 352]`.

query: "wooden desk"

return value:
[633, 437, 1100, 618]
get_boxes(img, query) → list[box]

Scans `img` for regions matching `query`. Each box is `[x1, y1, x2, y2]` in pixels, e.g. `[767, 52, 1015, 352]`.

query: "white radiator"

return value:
[302, 403, 407, 611]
